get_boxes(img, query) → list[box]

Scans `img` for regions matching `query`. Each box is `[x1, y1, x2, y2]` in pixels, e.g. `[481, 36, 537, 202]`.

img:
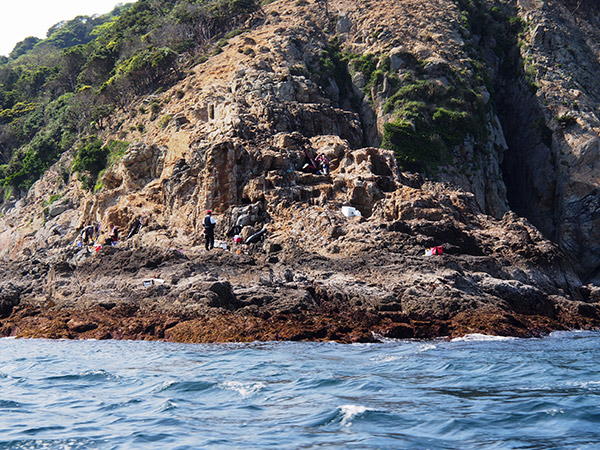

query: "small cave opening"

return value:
[496, 79, 558, 241]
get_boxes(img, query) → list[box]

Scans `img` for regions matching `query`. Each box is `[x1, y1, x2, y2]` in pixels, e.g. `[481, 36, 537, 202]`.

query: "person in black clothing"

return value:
[127, 215, 147, 239]
[203, 210, 216, 250]
[81, 224, 96, 246]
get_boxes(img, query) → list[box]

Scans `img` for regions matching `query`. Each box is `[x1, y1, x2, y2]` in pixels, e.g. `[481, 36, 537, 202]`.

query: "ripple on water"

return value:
[292, 376, 345, 389]
[0, 438, 108, 450]
[304, 404, 389, 429]
[153, 379, 216, 393]
[98, 398, 143, 412]
[338, 404, 377, 427]
[44, 370, 121, 383]
[22, 425, 67, 436]
[1, 332, 600, 449]
[370, 354, 406, 363]
[159, 400, 178, 412]
[0, 400, 22, 409]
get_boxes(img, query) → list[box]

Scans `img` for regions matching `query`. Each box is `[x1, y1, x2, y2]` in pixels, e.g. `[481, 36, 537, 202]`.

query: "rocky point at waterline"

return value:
[1, 0, 600, 342]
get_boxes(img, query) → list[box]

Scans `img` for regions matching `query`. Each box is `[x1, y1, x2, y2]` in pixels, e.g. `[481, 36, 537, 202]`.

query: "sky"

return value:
[0, 0, 134, 57]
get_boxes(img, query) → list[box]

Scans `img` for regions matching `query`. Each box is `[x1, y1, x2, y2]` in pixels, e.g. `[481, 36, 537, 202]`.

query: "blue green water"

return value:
[1, 331, 599, 449]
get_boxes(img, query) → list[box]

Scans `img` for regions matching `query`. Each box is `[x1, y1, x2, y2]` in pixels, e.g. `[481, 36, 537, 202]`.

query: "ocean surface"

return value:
[1, 332, 599, 450]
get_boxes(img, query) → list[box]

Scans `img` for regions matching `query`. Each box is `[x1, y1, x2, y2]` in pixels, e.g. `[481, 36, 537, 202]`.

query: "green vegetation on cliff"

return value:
[0, 0, 259, 201]
[309, 32, 490, 174]
[302, 0, 535, 176]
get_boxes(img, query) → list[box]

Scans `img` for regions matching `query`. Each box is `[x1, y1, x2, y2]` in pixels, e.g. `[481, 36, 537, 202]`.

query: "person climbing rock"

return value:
[203, 210, 216, 251]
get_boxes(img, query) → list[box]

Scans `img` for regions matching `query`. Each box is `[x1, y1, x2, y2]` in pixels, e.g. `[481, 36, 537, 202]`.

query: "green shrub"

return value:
[72, 136, 107, 175]
[94, 170, 106, 192]
[555, 113, 576, 128]
[71, 138, 128, 191]
[225, 29, 245, 39]
[104, 139, 129, 166]
[159, 114, 173, 128]
[432, 107, 471, 146]
[0, 0, 264, 195]
[350, 53, 378, 81]
[71, 136, 108, 190]
[382, 119, 444, 172]
[312, 38, 355, 104]
[41, 193, 63, 208]
[150, 101, 160, 120]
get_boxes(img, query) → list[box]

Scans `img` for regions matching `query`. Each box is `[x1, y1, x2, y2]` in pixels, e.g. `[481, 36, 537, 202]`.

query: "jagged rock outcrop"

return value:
[1, 0, 600, 341]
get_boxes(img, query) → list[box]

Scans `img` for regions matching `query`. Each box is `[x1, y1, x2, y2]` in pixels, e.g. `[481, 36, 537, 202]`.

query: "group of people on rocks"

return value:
[79, 215, 148, 250]
[200, 149, 331, 251]
[80, 148, 333, 253]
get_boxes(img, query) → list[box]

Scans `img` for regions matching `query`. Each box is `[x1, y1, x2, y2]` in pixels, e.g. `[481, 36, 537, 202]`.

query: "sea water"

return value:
[1, 331, 599, 449]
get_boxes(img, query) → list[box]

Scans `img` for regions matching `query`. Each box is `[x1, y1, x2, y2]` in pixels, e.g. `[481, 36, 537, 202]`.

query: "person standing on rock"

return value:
[127, 215, 148, 239]
[203, 210, 216, 251]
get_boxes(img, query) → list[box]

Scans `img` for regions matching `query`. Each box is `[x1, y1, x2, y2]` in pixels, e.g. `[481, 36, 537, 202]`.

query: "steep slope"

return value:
[1, 0, 600, 341]
[498, 0, 600, 282]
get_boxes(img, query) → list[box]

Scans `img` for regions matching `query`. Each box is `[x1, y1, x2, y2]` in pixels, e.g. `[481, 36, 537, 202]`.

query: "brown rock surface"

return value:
[1, 158, 598, 342]
[1, 0, 600, 342]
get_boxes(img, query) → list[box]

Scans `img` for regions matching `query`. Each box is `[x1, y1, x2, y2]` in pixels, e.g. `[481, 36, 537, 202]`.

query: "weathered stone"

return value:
[1, 0, 600, 343]
[48, 202, 70, 218]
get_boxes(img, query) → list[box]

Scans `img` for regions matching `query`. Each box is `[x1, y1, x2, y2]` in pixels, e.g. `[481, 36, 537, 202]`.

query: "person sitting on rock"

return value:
[104, 224, 119, 246]
[315, 153, 330, 175]
[203, 210, 216, 251]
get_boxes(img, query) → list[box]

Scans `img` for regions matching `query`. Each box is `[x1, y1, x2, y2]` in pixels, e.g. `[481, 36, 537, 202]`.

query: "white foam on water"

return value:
[157, 379, 177, 391]
[220, 381, 266, 398]
[339, 404, 375, 427]
[370, 355, 404, 363]
[160, 400, 179, 411]
[417, 343, 437, 352]
[550, 330, 586, 337]
[568, 380, 600, 389]
[371, 332, 407, 343]
[451, 333, 516, 342]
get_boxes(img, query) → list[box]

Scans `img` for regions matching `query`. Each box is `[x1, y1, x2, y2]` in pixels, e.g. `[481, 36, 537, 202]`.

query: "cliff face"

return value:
[500, 0, 600, 282]
[1, 0, 600, 341]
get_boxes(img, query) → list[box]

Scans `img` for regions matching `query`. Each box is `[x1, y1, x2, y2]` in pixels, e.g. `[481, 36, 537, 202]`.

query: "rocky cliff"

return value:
[1, 0, 600, 342]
